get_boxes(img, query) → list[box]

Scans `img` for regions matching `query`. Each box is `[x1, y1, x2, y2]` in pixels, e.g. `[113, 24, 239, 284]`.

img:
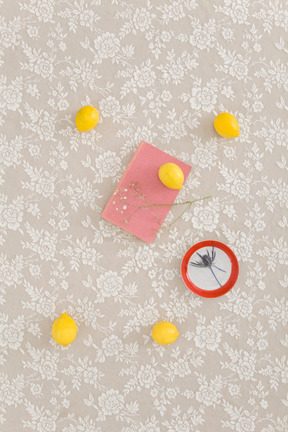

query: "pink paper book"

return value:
[101, 141, 192, 243]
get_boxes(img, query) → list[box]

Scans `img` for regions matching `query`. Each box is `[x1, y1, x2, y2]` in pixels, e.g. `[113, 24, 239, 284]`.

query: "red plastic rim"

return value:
[181, 240, 239, 298]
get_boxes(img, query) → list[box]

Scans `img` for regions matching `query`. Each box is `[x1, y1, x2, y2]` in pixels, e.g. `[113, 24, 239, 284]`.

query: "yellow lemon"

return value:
[214, 112, 240, 138]
[152, 321, 179, 345]
[75, 105, 99, 131]
[158, 163, 184, 190]
[52, 313, 77, 347]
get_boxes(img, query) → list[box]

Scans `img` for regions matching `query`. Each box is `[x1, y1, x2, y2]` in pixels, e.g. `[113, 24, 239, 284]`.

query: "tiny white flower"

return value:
[27, 26, 39, 39]
[30, 383, 43, 397]
[27, 323, 41, 337]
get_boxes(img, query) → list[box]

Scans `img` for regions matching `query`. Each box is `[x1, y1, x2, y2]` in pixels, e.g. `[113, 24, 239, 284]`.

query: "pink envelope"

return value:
[101, 141, 192, 243]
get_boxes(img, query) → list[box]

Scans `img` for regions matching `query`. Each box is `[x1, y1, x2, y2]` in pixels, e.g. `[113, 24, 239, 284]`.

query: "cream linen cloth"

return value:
[0, 1, 288, 431]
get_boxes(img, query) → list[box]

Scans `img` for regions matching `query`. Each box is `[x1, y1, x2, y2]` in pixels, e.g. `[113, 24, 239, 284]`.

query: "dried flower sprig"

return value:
[118, 196, 211, 210]
[114, 181, 211, 227]
[124, 196, 212, 227]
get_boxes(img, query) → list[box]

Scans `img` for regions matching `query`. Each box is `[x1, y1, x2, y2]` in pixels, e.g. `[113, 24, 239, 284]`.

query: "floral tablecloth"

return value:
[1, 1, 288, 431]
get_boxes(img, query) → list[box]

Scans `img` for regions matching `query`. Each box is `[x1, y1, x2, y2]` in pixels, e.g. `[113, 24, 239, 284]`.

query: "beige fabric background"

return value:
[1, 1, 288, 431]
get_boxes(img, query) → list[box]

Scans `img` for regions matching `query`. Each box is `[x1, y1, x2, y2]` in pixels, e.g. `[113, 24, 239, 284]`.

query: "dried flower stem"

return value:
[120, 196, 212, 209]
[120, 195, 212, 227]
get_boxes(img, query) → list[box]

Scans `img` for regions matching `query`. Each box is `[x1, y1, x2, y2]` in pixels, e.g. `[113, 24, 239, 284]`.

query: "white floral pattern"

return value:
[1, 0, 287, 430]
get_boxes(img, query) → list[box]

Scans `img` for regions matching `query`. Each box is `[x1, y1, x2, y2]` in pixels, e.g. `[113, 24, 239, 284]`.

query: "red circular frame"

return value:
[181, 240, 239, 298]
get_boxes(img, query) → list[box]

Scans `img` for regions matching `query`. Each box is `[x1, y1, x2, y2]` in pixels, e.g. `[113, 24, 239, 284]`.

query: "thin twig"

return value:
[121, 196, 212, 209]
[209, 266, 222, 287]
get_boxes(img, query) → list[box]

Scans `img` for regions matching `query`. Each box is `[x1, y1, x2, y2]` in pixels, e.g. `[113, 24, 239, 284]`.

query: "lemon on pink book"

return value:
[101, 141, 191, 243]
